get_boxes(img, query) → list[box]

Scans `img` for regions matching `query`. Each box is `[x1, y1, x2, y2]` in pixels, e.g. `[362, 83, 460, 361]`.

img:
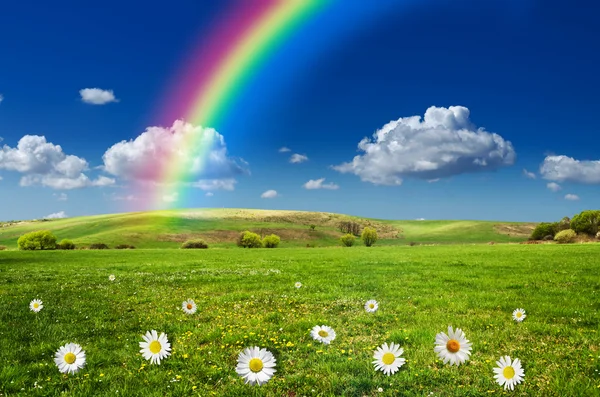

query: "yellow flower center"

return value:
[318, 330, 329, 338]
[382, 352, 395, 365]
[503, 366, 515, 379]
[64, 352, 76, 364]
[516, 312, 522, 318]
[249, 358, 264, 372]
[369, 304, 375, 309]
[149, 341, 162, 354]
[446, 339, 460, 353]
[186, 304, 193, 310]
[33, 303, 39, 308]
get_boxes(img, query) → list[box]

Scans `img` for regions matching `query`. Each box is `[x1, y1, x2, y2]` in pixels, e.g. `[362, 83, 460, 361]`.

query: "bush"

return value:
[530, 222, 557, 240]
[542, 235, 554, 241]
[340, 233, 355, 247]
[570, 210, 600, 236]
[181, 239, 208, 249]
[361, 227, 378, 247]
[115, 244, 136, 249]
[0, 245, 6, 251]
[262, 234, 281, 248]
[17, 230, 57, 250]
[56, 239, 76, 250]
[237, 231, 263, 248]
[554, 229, 577, 244]
[89, 243, 109, 250]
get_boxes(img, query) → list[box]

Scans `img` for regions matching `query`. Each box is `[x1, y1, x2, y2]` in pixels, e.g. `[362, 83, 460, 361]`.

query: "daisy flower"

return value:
[295, 282, 302, 288]
[493, 356, 525, 390]
[372, 342, 405, 375]
[54, 343, 86, 374]
[29, 299, 43, 312]
[182, 299, 197, 314]
[434, 326, 472, 366]
[109, 274, 116, 281]
[365, 299, 379, 313]
[139, 330, 171, 364]
[310, 325, 336, 345]
[512, 308, 526, 322]
[235, 346, 277, 385]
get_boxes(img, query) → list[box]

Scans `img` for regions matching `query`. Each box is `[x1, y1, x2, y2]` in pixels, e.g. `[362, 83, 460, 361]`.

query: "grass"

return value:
[1, 244, 599, 396]
[0, 208, 534, 249]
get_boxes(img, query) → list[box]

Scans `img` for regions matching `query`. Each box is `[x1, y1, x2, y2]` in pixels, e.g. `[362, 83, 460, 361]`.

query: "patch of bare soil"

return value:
[494, 223, 536, 237]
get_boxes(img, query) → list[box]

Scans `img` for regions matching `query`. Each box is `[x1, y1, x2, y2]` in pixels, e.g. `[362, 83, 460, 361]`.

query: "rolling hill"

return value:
[0, 208, 536, 249]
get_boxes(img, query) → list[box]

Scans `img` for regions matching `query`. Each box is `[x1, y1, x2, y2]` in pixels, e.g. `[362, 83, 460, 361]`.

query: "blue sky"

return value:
[1, 0, 599, 222]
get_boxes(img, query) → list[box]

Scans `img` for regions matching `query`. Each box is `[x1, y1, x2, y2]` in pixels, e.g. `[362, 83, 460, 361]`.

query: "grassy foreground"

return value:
[1, 245, 599, 396]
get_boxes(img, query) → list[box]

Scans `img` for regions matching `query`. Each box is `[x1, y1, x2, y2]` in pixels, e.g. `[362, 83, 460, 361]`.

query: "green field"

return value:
[1, 244, 599, 396]
[0, 208, 535, 249]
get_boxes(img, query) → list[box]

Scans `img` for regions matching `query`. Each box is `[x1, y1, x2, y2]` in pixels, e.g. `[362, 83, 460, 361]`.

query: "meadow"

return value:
[1, 244, 599, 396]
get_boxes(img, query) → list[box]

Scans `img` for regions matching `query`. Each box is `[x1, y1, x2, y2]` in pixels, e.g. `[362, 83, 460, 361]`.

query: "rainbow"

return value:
[139, 0, 330, 209]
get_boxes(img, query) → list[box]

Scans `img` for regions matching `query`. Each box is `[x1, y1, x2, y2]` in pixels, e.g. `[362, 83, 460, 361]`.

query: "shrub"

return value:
[237, 231, 263, 248]
[56, 239, 76, 250]
[262, 234, 281, 248]
[181, 239, 208, 249]
[340, 233, 355, 247]
[542, 235, 554, 241]
[309, 224, 316, 231]
[530, 222, 557, 240]
[0, 245, 6, 250]
[115, 244, 136, 249]
[554, 229, 577, 244]
[570, 210, 600, 236]
[17, 230, 57, 250]
[361, 227, 378, 247]
[89, 243, 109, 250]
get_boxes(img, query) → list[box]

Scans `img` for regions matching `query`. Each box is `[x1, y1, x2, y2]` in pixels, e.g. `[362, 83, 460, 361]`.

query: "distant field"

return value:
[1, 244, 599, 396]
[0, 208, 535, 249]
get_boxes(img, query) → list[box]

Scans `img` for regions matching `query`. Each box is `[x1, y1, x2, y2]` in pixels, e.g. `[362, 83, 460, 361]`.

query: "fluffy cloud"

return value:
[303, 178, 339, 190]
[290, 154, 308, 164]
[332, 106, 515, 185]
[53, 193, 68, 201]
[79, 88, 118, 105]
[540, 155, 600, 184]
[523, 169, 536, 179]
[0, 135, 115, 189]
[416, 217, 426, 221]
[163, 192, 179, 203]
[102, 121, 247, 190]
[278, 147, 291, 153]
[546, 182, 562, 192]
[565, 194, 579, 201]
[261, 190, 278, 198]
[44, 211, 67, 219]
[205, 192, 214, 197]
[106, 193, 137, 201]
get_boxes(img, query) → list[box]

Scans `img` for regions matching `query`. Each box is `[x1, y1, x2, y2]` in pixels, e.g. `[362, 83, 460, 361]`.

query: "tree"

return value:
[361, 227, 378, 247]
[237, 231, 263, 248]
[17, 230, 57, 250]
[340, 234, 355, 247]
[570, 210, 600, 236]
[262, 234, 281, 248]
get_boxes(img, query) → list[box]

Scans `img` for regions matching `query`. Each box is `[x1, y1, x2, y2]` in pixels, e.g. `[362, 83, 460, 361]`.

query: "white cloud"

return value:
[205, 192, 214, 197]
[427, 178, 440, 183]
[53, 193, 68, 201]
[278, 147, 291, 153]
[102, 121, 247, 190]
[565, 194, 579, 201]
[44, 211, 67, 219]
[523, 169, 536, 179]
[0, 94, 3, 103]
[303, 178, 339, 190]
[332, 106, 515, 185]
[546, 182, 561, 192]
[416, 217, 426, 221]
[0, 175, 3, 181]
[261, 189, 278, 198]
[163, 192, 179, 203]
[79, 88, 118, 105]
[290, 154, 308, 164]
[106, 193, 137, 201]
[540, 155, 600, 184]
[0, 135, 115, 189]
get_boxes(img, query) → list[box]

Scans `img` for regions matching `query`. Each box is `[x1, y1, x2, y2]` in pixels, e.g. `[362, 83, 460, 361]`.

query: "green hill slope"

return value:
[0, 208, 535, 249]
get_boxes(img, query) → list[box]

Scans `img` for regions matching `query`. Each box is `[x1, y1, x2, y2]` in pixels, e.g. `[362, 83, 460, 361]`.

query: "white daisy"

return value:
[434, 326, 472, 366]
[235, 346, 277, 385]
[139, 330, 171, 364]
[295, 282, 302, 288]
[512, 308, 526, 322]
[365, 299, 379, 313]
[182, 299, 197, 314]
[54, 343, 86, 374]
[493, 356, 525, 390]
[372, 342, 406, 375]
[29, 299, 43, 312]
[109, 274, 115, 281]
[310, 325, 336, 345]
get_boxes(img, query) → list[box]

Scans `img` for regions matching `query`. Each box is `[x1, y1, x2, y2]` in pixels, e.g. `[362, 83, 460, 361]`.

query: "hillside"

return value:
[0, 208, 535, 249]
